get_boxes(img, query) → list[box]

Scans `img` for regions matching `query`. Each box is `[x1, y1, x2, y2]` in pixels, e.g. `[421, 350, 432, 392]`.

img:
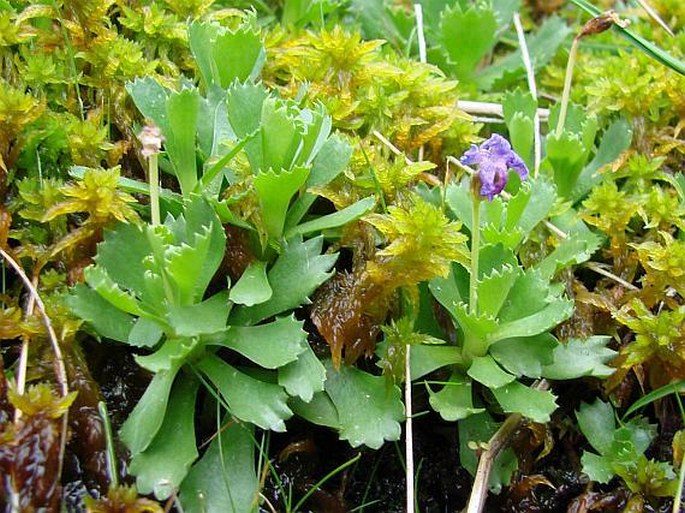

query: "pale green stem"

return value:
[469, 196, 481, 315]
[149, 153, 160, 226]
[673, 391, 685, 513]
[674, 453, 685, 513]
[556, 36, 580, 137]
[98, 401, 118, 488]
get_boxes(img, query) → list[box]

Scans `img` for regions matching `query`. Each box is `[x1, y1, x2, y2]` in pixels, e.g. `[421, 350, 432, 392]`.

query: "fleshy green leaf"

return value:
[492, 381, 557, 422]
[166, 291, 231, 338]
[542, 336, 617, 380]
[479, 243, 517, 278]
[179, 421, 258, 513]
[490, 298, 573, 343]
[285, 135, 353, 228]
[580, 452, 615, 484]
[533, 230, 602, 280]
[230, 236, 337, 325]
[545, 130, 589, 199]
[254, 166, 310, 240]
[165, 88, 201, 196]
[163, 196, 226, 305]
[490, 333, 558, 378]
[410, 345, 463, 381]
[120, 364, 182, 455]
[576, 399, 616, 455]
[278, 344, 326, 402]
[503, 89, 536, 167]
[324, 362, 404, 449]
[452, 302, 499, 341]
[571, 117, 632, 201]
[206, 315, 307, 369]
[84, 265, 144, 317]
[507, 112, 534, 169]
[467, 355, 516, 389]
[290, 391, 340, 429]
[189, 19, 265, 89]
[126, 77, 169, 133]
[129, 378, 199, 500]
[428, 372, 484, 422]
[164, 227, 218, 305]
[94, 222, 151, 297]
[439, 3, 497, 79]
[429, 263, 469, 316]
[503, 88, 538, 126]
[197, 355, 292, 432]
[197, 85, 236, 169]
[285, 196, 376, 239]
[260, 98, 303, 172]
[445, 180, 475, 230]
[128, 317, 164, 348]
[135, 337, 198, 374]
[477, 264, 521, 318]
[68, 284, 134, 343]
[511, 176, 556, 237]
[229, 261, 272, 306]
[225, 81, 268, 141]
[497, 269, 551, 323]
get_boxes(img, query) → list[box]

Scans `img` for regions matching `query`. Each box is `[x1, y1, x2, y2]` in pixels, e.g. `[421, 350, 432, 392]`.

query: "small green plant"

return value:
[419, 133, 615, 491]
[576, 399, 678, 500]
[68, 194, 336, 503]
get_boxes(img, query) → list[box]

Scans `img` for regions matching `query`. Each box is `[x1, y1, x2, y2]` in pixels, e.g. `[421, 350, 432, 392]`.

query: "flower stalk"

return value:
[469, 191, 481, 316]
[139, 123, 164, 226]
[556, 10, 628, 136]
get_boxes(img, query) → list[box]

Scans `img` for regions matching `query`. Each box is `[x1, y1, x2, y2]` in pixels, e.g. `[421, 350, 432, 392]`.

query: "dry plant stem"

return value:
[14, 279, 36, 422]
[556, 36, 580, 137]
[513, 13, 541, 177]
[636, 0, 674, 36]
[543, 219, 568, 240]
[583, 262, 639, 291]
[466, 380, 549, 513]
[406, 8, 425, 510]
[458, 101, 549, 123]
[415, 3, 426, 165]
[414, 3, 427, 64]
[0, 249, 69, 397]
[259, 493, 277, 513]
[0, 248, 70, 498]
[405, 344, 415, 513]
[470, 116, 506, 125]
[466, 413, 522, 513]
[372, 130, 412, 164]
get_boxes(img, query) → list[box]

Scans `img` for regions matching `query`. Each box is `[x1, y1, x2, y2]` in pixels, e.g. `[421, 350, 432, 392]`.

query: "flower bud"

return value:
[138, 123, 164, 158]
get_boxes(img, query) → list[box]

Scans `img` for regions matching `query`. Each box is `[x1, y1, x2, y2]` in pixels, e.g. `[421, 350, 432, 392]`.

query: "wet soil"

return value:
[45, 341, 680, 513]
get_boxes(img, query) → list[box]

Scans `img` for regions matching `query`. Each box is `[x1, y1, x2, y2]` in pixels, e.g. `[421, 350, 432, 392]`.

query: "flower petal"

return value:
[479, 160, 508, 200]
[460, 144, 483, 166]
[507, 153, 529, 180]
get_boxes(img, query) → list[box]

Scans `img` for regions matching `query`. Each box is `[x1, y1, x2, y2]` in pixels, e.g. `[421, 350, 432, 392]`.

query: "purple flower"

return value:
[460, 134, 529, 200]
